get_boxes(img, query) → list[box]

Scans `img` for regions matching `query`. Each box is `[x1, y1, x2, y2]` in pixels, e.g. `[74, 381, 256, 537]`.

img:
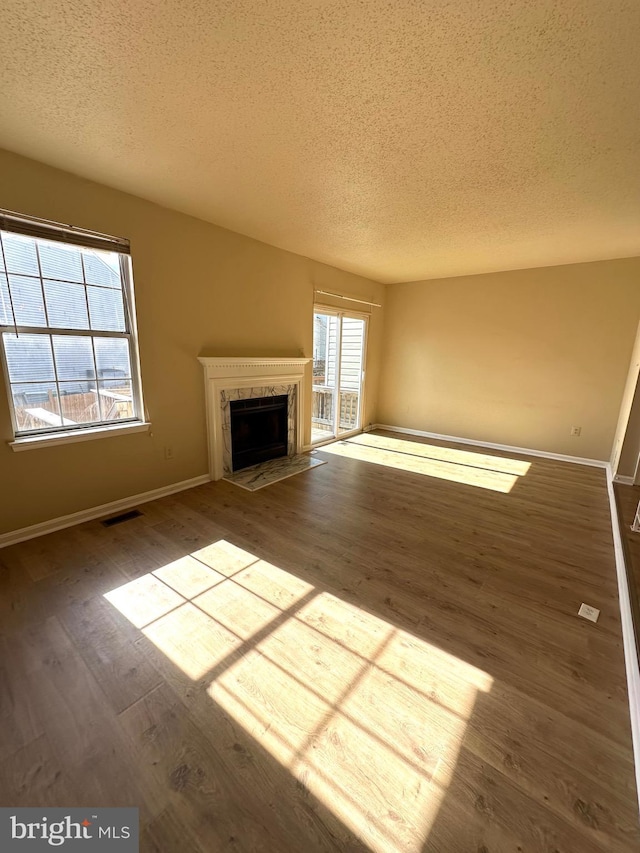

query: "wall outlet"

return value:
[578, 603, 600, 622]
[570, 426, 582, 436]
[164, 446, 174, 460]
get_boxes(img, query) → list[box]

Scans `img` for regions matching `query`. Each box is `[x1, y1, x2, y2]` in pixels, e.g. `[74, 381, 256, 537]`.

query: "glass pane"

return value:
[0, 273, 11, 326]
[312, 312, 338, 443]
[4, 333, 55, 382]
[37, 240, 84, 283]
[94, 337, 131, 381]
[87, 285, 125, 331]
[339, 318, 365, 391]
[312, 386, 334, 441]
[338, 317, 365, 434]
[11, 382, 61, 431]
[97, 379, 134, 421]
[44, 280, 89, 329]
[1, 233, 39, 276]
[8, 275, 46, 326]
[338, 390, 360, 432]
[58, 382, 101, 425]
[313, 313, 329, 384]
[52, 335, 96, 382]
[83, 250, 121, 288]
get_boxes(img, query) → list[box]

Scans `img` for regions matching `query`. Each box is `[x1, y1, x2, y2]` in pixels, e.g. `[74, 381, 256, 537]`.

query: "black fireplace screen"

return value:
[229, 395, 288, 471]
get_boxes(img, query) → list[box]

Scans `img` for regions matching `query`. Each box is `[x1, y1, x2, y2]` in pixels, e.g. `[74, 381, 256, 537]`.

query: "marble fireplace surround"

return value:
[198, 357, 311, 480]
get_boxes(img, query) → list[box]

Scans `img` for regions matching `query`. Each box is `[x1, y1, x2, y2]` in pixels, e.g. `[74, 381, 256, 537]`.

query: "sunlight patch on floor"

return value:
[320, 434, 529, 492]
[104, 540, 493, 852]
[191, 539, 261, 576]
[351, 432, 531, 476]
[152, 554, 227, 598]
[104, 572, 185, 628]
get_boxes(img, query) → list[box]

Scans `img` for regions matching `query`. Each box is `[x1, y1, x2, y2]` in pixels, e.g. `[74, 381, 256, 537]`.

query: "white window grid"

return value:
[0, 229, 144, 437]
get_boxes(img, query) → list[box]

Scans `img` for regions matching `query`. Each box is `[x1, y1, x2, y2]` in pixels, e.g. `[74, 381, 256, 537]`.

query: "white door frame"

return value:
[312, 305, 369, 444]
[612, 316, 640, 479]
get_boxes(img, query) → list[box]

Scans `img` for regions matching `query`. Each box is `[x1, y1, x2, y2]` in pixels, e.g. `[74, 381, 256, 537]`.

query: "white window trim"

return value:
[9, 420, 151, 451]
[0, 211, 149, 446]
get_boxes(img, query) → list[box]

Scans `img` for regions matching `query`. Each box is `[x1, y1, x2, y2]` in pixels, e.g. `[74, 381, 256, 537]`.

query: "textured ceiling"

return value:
[0, 0, 639, 283]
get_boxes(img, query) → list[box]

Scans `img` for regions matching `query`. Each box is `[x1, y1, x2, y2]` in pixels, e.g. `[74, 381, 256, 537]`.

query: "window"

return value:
[0, 209, 146, 446]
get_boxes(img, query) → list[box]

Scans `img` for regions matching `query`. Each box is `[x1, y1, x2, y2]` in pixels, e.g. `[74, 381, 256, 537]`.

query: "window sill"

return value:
[9, 421, 151, 452]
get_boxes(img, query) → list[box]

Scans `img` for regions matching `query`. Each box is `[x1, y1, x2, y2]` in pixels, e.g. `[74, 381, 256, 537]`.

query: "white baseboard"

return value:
[614, 475, 636, 486]
[373, 424, 608, 469]
[0, 474, 211, 549]
[605, 466, 640, 813]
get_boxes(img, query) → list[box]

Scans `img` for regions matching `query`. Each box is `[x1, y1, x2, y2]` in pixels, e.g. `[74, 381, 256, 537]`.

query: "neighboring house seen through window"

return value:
[0, 209, 145, 444]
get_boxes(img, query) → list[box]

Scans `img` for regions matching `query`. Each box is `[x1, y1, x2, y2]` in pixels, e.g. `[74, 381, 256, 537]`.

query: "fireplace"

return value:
[198, 357, 311, 480]
[230, 394, 288, 471]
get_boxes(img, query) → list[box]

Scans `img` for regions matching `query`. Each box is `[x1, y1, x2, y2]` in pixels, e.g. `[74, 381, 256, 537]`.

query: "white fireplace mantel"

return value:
[198, 357, 311, 480]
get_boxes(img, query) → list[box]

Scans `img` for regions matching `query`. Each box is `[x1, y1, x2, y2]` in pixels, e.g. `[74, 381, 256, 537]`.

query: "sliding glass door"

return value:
[312, 308, 367, 444]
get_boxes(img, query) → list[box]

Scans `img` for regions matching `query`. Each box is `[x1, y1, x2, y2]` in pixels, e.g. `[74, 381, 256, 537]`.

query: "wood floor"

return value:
[1, 429, 639, 852]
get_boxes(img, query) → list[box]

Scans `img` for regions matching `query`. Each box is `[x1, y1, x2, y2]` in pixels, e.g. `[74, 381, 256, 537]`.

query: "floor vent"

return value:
[101, 509, 143, 527]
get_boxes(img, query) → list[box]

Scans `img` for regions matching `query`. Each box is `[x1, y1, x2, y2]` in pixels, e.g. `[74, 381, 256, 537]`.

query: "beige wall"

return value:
[377, 259, 640, 461]
[0, 149, 384, 536]
[3, 146, 638, 537]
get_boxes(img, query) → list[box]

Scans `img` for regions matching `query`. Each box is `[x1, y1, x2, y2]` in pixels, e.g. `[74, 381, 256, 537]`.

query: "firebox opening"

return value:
[230, 395, 289, 472]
